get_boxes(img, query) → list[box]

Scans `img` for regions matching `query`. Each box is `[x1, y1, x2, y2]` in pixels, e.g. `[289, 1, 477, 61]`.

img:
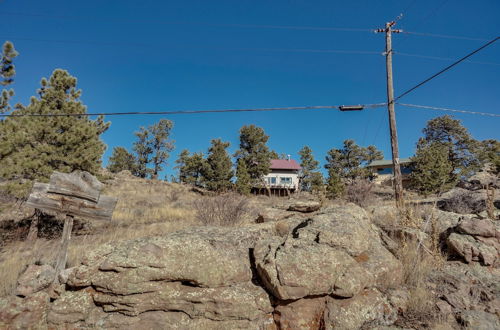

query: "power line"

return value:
[0, 12, 372, 32]
[396, 52, 500, 66]
[1, 36, 381, 55]
[397, 103, 500, 117]
[395, 36, 500, 101]
[402, 31, 490, 42]
[0, 103, 387, 118]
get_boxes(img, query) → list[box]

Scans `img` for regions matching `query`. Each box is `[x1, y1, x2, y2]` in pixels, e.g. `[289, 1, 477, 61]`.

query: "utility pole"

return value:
[376, 21, 404, 208]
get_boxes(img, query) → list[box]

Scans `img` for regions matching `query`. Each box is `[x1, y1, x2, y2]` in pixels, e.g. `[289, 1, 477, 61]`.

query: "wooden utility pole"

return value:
[376, 21, 404, 208]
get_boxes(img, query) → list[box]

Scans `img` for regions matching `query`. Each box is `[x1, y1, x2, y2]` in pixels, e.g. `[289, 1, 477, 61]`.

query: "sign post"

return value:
[26, 171, 117, 282]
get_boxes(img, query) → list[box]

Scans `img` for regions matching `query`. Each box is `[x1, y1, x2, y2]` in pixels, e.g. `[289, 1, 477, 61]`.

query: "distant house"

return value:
[254, 158, 301, 196]
[366, 158, 413, 186]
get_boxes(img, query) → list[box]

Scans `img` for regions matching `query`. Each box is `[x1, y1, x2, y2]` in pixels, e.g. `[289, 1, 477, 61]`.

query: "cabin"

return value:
[253, 158, 301, 196]
[366, 158, 413, 186]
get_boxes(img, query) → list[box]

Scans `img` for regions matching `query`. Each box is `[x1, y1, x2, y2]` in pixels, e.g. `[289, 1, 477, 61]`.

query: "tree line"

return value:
[1, 40, 498, 198]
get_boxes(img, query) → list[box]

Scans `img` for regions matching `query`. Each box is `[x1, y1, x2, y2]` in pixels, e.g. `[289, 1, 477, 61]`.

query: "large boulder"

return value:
[287, 201, 322, 213]
[446, 217, 500, 266]
[64, 225, 276, 328]
[254, 238, 373, 300]
[254, 204, 403, 301]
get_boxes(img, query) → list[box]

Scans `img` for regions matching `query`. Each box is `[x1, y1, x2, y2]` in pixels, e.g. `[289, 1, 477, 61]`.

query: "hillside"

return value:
[0, 170, 499, 329]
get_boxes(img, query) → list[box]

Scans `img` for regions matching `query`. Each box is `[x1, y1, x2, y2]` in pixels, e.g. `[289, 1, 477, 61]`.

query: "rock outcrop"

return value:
[12, 201, 500, 329]
[0, 203, 408, 329]
[446, 217, 500, 266]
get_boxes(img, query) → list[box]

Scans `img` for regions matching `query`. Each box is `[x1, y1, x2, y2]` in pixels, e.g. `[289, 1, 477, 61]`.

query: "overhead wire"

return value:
[401, 31, 490, 42]
[0, 103, 387, 117]
[395, 36, 500, 101]
[397, 103, 500, 117]
[396, 52, 500, 66]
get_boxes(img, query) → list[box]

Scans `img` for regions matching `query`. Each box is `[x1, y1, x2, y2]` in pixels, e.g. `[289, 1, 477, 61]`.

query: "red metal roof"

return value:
[270, 159, 301, 170]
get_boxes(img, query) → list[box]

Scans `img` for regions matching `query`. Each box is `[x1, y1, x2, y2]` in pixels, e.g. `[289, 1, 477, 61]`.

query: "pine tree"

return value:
[1, 41, 18, 113]
[235, 158, 251, 195]
[0, 69, 109, 196]
[107, 147, 136, 173]
[326, 168, 344, 199]
[298, 146, 321, 192]
[203, 139, 233, 192]
[421, 115, 478, 180]
[149, 119, 174, 179]
[234, 125, 273, 185]
[133, 119, 174, 179]
[325, 140, 383, 182]
[175, 150, 206, 187]
[175, 149, 191, 183]
[477, 139, 500, 174]
[409, 141, 454, 196]
[133, 128, 152, 178]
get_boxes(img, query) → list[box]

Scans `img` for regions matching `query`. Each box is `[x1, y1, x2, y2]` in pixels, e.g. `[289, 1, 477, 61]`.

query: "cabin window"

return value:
[280, 177, 292, 184]
[269, 177, 276, 184]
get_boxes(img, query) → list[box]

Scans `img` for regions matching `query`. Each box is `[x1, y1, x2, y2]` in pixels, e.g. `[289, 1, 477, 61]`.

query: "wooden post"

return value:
[53, 214, 74, 283]
[380, 21, 404, 208]
[26, 210, 40, 241]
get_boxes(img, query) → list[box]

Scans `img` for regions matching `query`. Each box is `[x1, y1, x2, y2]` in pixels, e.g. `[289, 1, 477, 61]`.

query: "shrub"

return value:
[194, 193, 249, 226]
[345, 178, 373, 207]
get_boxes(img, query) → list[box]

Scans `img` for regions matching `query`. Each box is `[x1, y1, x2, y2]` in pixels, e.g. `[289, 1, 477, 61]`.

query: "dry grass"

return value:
[0, 239, 59, 297]
[0, 176, 201, 296]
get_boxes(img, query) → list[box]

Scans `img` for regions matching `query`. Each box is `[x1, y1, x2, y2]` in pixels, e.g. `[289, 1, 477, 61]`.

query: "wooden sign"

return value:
[26, 171, 117, 221]
[48, 171, 103, 203]
[26, 171, 118, 284]
[26, 182, 116, 222]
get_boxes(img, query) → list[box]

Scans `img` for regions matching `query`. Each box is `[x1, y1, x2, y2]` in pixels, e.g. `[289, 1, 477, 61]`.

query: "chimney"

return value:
[287, 154, 291, 161]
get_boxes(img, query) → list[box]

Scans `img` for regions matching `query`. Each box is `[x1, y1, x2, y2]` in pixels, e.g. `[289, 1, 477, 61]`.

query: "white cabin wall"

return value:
[263, 170, 300, 190]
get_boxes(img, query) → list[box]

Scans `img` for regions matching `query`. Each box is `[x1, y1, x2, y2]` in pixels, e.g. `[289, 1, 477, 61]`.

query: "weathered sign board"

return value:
[26, 171, 117, 283]
[26, 171, 116, 221]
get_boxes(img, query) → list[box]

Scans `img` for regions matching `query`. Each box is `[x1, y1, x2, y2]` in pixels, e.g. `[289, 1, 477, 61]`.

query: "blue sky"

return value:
[1, 0, 499, 179]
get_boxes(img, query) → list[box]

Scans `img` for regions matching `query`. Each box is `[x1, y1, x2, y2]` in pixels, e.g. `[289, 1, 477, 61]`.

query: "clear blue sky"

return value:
[1, 0, 499, 179]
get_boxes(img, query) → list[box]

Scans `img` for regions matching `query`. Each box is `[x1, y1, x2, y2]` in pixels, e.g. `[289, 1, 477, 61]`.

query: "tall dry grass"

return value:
[0, 177, 200, 296]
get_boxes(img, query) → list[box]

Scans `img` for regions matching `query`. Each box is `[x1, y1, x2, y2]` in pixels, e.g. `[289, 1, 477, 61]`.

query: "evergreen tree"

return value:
[234, 125, 273, 185]
[203, 139, 233, 192]
[325, 140, 383, 181]
[477, 139, 500, 174]
[235, 158, 251, 195]
[309, 171, 325, 194]
[298, 146, 321, 192]
[409, 141, 454, 196]
[175, 150, 206, 187]
[0, 69, 109, 196]
[107, 147, 136, 173]
[149, 119, 174, 179]
[175, 149, 191, 183]
[0, 41, 18, 114]
[326, 169, 344, 199]
[133, 128, 152, 178]
[132, 119, 174, 179]
[421, 115, 478, 180]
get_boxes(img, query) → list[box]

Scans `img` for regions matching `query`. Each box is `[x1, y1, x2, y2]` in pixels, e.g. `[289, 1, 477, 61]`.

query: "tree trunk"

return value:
[53, 214, 74, 283]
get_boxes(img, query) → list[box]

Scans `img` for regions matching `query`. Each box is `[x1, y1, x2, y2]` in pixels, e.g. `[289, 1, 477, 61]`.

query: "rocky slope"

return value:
[1, 170, 499, 329]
